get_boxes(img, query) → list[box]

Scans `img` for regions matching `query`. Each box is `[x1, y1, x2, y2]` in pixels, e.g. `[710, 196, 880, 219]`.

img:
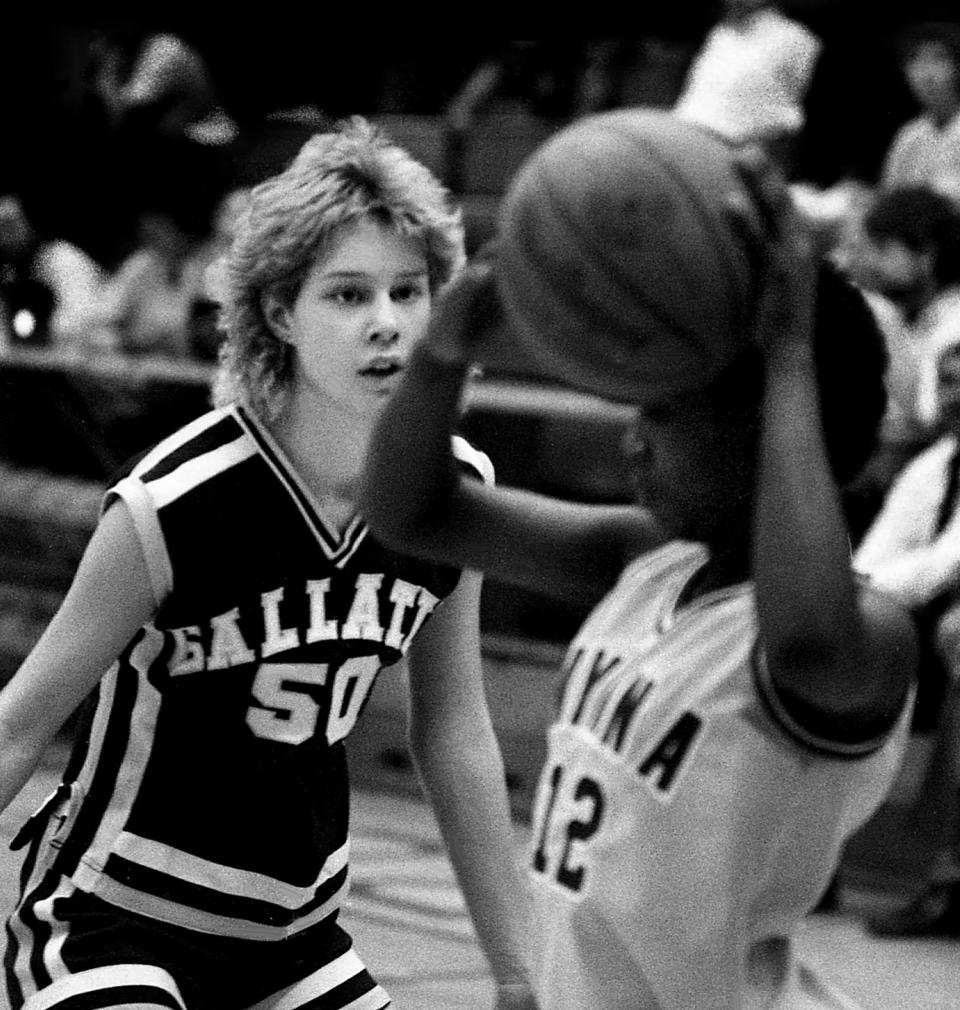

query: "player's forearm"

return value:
[753, 335, 864, 673]
[0, 729, 50, 817]
[362, 343, 470, 550]
[411, 727, 535, 986]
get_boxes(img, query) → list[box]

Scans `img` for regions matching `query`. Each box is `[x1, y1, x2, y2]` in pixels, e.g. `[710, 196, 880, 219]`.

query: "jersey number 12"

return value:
[532, 763, 605, 894]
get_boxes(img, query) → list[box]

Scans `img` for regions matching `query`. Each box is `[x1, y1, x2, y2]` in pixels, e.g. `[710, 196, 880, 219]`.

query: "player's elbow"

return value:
[766, 619, 916, 730]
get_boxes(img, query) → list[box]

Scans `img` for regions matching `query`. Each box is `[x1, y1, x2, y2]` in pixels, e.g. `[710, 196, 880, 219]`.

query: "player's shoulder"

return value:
[105, 405, 253, 512]
[128, 407, 248, 481]
[755, 578, 917, 760]
[620, 540, 705, 587]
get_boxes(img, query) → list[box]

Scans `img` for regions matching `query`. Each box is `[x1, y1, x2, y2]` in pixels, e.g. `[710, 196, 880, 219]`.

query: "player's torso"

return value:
[50, 405, 463, 939]
[529, 542, 907, 1008]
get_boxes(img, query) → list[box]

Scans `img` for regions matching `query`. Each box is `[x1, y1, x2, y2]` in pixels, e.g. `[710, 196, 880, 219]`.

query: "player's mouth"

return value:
[358, 355, 404, 381]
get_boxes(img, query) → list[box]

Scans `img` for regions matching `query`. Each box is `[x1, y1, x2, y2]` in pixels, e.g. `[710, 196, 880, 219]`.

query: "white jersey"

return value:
[529, 542, 912, 1010]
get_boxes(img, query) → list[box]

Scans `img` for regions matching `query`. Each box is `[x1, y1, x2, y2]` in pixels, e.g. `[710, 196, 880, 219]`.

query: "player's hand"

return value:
[493, 980, 540, 1010]
[421, 243, 505, 366]
[733, 147, 819, 354]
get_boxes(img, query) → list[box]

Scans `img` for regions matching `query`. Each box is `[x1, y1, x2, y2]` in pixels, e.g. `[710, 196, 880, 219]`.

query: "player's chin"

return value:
[358, 370, 404, 398]
[634, 487, 681, 535]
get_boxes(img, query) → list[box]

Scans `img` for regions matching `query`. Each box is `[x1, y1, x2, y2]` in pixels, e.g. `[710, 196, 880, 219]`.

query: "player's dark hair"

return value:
[864, 185, 960, 287]
[710, 261, 887, 487]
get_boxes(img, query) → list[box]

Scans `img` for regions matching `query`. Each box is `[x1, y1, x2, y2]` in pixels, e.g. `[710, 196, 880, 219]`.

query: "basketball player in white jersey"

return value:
[0, 119, 538, 1010]
[360, 159, 918, 1008]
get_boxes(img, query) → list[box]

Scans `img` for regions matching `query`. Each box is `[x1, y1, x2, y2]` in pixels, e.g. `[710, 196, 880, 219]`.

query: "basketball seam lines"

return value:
[533, 152, 704, 353]
[603, 117, 752, 326]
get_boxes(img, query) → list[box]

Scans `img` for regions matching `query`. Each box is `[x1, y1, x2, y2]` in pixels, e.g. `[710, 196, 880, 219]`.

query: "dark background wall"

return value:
[1, 4, 960, 263]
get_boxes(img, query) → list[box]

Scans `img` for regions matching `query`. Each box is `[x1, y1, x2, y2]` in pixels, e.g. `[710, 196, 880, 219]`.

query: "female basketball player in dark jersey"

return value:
[360, 158, 919, 1008]
[0, 119, 537, 1010]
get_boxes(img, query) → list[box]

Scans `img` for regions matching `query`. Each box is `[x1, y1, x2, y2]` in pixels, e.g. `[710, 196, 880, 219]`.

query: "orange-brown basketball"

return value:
[495, 109, 768, 402]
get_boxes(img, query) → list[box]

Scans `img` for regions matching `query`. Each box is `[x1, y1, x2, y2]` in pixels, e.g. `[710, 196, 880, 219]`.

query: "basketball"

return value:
[495, 109, 769, 402]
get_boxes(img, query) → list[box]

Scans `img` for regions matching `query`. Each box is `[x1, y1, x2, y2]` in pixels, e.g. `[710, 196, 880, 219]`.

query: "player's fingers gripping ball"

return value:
[495, 109, 770, 402]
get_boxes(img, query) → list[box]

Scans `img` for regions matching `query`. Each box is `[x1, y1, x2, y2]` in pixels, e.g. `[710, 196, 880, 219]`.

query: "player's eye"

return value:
[391, 281, 427, 303]
[327, 286, 369, 306]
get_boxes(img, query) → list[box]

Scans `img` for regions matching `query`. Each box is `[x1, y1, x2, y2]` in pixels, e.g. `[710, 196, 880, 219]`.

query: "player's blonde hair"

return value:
[211, 116, 465, 419]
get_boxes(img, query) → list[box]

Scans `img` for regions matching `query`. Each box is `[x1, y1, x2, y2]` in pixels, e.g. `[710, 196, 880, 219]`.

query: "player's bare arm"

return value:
[750, 165, 916, 739]
[0, 500, 156, 815]
[362, 262, 663, 605]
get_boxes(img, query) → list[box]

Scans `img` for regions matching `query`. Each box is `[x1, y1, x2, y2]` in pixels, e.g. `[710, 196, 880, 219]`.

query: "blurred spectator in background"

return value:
[854, 336, 960, 939]
[443, 40, 585, 135]
[844, 186, 960, 497]
[674, 0, 822, 169]
[3, 20, 236, 271]
[0, 194, 115, 352]
[794, 19, 960, 289]
[187, 186, 251, 362]
[96, 179, 223, 359]
[881, 21, 960, 203]
[88, 25, 237, 148]
[566, 36, 698, 117]
[442, 40, 586, 190]
[0, 195, 55, 348]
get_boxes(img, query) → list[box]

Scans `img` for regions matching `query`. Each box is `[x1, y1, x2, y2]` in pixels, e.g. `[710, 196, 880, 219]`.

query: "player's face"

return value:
[904, 42, 960, 109]
[625, 391, 757, 544]
[278, 218, 431, 417]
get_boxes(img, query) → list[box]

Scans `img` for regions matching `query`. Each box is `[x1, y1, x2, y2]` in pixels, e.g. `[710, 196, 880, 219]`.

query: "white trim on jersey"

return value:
[8, 875, 76, 1006]
[129, 405, 234, 483]
[21, 963, 187, 1010]
[245, 949, 389, 1010]
[147, 437, 257, 510]
[109, 833, 349, 909]
[86, 875, 350, 942]
[452, 434, 495, 485]
[753, 647, 905, 759]
[108, 418, 258, 604]
[108, 475, 174, 605]
[72, 628, 165, 888]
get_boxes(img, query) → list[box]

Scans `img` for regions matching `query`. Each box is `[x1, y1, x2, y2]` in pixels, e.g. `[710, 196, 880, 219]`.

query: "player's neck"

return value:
[678, 546, 750, 608]
[927, 96, 960, 129]
[267, 395, 372, 503]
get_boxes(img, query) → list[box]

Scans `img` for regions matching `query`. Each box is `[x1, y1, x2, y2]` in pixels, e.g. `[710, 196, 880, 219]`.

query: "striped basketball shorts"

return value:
[5, 793, 390, 1010]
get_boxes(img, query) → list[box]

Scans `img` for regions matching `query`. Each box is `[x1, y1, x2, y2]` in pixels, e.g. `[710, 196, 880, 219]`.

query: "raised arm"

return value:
[0, 500, 156, 815]
[361, 262, 660, 605]
[751, 172, 915, 743]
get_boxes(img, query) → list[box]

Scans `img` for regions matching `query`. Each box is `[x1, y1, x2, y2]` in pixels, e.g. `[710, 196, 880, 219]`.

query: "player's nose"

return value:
[367, 293, 400, 344]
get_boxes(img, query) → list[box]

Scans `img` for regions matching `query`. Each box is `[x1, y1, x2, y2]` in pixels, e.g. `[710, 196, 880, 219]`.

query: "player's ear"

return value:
[261, 290, 296, 343]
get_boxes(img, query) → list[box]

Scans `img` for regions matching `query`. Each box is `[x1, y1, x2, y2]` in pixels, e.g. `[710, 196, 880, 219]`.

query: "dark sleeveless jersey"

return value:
[48, 404, 492, 940]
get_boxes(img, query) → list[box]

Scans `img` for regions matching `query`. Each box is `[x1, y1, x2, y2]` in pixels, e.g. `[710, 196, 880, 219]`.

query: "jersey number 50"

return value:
[245, 656, 380, 745]
[532, 764, 605, 894]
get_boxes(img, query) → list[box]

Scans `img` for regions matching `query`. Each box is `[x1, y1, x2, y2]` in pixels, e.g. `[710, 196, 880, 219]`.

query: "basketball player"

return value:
[360, 160, 918, 1007]
[0, 119, 537, 1010]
